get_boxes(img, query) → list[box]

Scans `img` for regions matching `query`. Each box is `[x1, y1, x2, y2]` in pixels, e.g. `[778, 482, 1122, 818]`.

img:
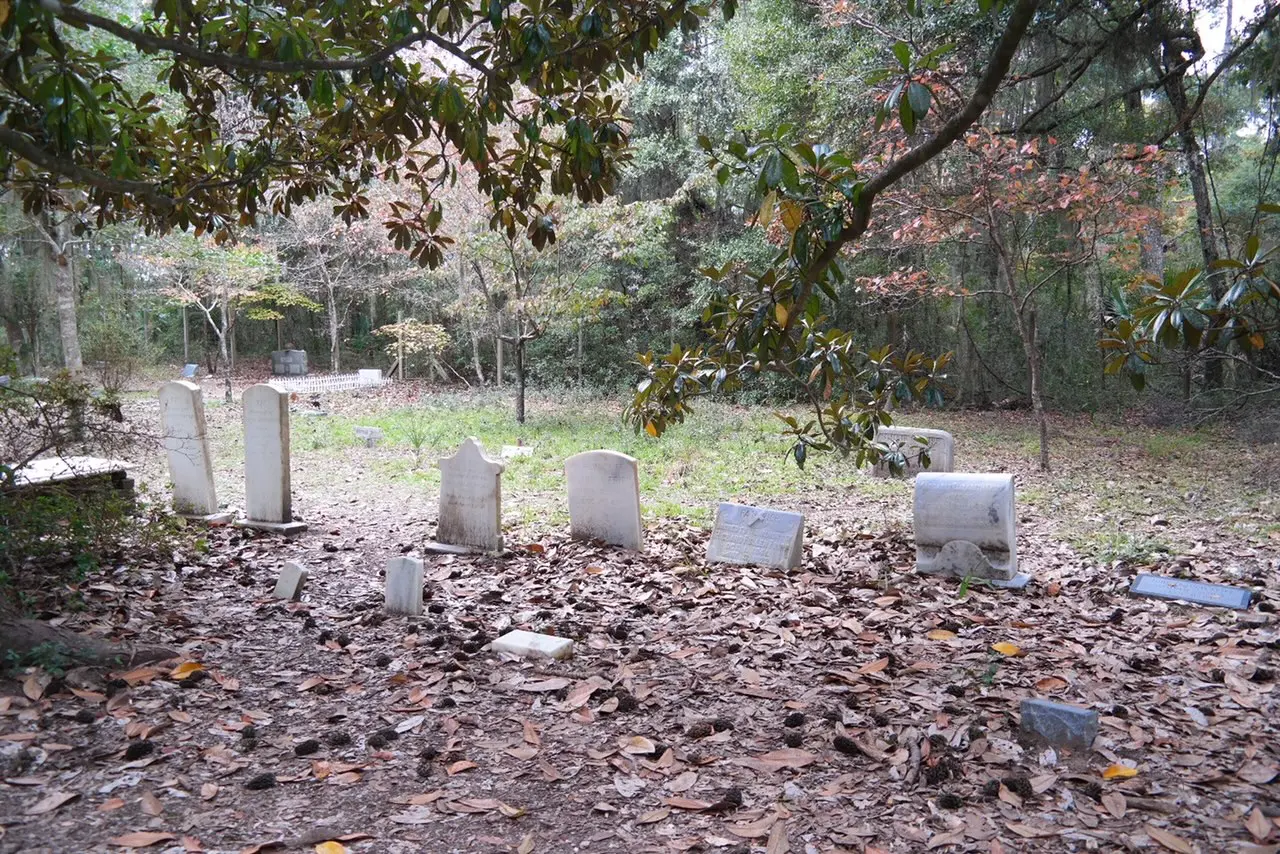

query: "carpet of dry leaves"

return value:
[1, 383, 1278, 854]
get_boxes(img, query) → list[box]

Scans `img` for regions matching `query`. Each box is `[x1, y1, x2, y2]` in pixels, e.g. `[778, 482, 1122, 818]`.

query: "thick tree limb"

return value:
[0, 127, 175, 209]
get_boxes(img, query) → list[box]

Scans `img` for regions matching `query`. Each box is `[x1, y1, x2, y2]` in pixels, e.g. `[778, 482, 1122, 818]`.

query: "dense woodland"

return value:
[3, 0, 1279, 442]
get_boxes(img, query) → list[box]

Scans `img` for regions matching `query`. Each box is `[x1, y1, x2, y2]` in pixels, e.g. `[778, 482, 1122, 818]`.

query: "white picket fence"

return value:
[267, 370, 390, 395]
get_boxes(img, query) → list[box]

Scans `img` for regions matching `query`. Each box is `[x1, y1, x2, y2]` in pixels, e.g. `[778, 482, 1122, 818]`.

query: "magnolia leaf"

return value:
[991, 642, 1023, 656]
[1102, 764, 1139, 780]
[926, 629, 956, 641]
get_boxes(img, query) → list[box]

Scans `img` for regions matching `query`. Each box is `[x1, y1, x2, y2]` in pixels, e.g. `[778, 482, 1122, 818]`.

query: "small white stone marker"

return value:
[871, 426, 955, 478]
[272, 561, 308, 600]
[913, 472, 1017, 581]
[565, 450, 644, 551]
[237, 384, 307, 536]
[436, 438, 505, 552]
[384, 556, 424, 616]
[706, 502, 804, 570]
[354, 426, 384, 447]
[158, 380, 230, 522]
[489, 629, 574, 660]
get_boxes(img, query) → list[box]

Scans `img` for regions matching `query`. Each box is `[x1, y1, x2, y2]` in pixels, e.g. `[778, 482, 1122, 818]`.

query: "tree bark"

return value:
[0, 603, 176, 668]
[326, 282, 341, 371]
[514, 320, 527, 424]
[495, 336, 504, 387]
[48, 220, 83, 375]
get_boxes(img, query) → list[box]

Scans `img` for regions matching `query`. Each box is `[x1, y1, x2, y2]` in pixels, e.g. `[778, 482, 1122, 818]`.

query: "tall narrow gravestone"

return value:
[914, 473, 1024, 586]
[565, 450, 644, 551]
[706, 502, 804, 570]
[434, 438, 505, 552]
[237, 384, 307, 537]
[158, 381, 230, 522]
[872, 426, 955, 478]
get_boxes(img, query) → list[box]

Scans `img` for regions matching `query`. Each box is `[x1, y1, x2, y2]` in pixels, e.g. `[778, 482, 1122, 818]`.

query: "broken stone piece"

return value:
[1019, 699, 1098, 751]
[488, 630, 574, 660]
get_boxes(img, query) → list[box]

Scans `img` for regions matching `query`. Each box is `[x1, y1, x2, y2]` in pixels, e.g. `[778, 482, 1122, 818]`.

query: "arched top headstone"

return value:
[564, 450, 643, 550]
[436, 438, 505, 552]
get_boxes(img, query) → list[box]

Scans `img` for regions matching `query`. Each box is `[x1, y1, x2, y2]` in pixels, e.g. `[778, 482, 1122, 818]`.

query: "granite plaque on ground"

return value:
[1129, 573, 1251, 610]
[914, 472, 1017, 580]
[706, 502, 804, 570]
[565, 450, 644, 550]
[435, 438, 505, 552]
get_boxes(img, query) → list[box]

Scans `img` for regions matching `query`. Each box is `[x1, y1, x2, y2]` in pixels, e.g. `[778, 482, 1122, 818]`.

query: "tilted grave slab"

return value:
[159, 380, 230, 522]
[706, 502, 804, 570]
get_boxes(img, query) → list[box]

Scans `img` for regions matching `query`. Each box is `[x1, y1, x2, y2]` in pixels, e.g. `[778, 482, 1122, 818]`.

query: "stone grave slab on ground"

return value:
[706, 502, 804, 570]
[913, 472, 1019, 582]
[272, 561, 308, 600]
[433, 438, 505, 552]
[354, 426, 384, 447]
[501, 444, 534, 458]
[385, 557, 424, 615]
[9, 456, 134, 496]
[489, 630, 574, 660]
[1129, 573, 1251, 610]
[871, 426, 955, 477]
[564, 450, 644, 550]
[159, 380, 230, 522]
[236, 384, 306, 537]
[1019, 699, 1098, 750]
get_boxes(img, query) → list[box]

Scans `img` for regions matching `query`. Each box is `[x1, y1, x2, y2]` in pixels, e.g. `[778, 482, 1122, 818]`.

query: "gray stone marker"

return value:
[159, 381, 230, 523]
[385, 556, 424, 616]
[1129, 573, 1251, 610]
[871, 426, 955, 478]
[434, 438, 505, 552]
[181, 363, 198, 379]
[914, 473, 1019, 582]
[1019, 699, 1098, 750]
[237, 384, 307, 537]
[271, 349, 308, 376]
[272, 561, 309, 600]
[354, 426, 385, 447]
[707, 502, 804, 570]
[565, 450, 644, 551]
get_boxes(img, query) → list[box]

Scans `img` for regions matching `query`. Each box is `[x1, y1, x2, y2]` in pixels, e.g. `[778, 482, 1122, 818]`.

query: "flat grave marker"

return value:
[489, 630, 574, 660]
[1129, 573, 1251, 610]
[564, 450, 644, 551]
[706, 502, 804, 570]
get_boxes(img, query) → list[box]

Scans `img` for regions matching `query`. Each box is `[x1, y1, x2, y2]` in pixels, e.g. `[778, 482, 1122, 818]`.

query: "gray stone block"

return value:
[1129, 573, 1251, 610]
[1019, 699, 1098, 750]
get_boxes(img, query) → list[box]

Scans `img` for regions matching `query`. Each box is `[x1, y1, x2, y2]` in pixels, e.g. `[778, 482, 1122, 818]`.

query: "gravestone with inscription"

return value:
[385, 556, 424, 616]
[435, 438, 505, 552]
[564, 450, 644, 550]
[706, 502, 804, 570]
[871, 426, 955, 478]
[158, 380, 230, 522]
[1129, 573, 1251, 610]
[237, 384, 307, 536]
[914, 473, 1020, 583]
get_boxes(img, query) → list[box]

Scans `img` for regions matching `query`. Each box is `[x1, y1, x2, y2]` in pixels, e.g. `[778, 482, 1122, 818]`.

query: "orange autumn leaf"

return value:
[169, 661, 204, 680]
[926, 629, 957, 641]
[991, 642, 1023, 657]
[314, 843, 347, 854]
[1103, 764, 1139, 780]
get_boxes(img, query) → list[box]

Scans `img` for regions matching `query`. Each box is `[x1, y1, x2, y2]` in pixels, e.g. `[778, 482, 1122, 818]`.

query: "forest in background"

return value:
[2, 0, 1279, 429]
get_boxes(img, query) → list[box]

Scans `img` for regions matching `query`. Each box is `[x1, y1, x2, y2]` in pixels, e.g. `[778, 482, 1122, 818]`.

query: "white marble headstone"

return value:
[272, 561, 308, 600]
[913, 472, 1017, 580]
[871, 426, 955, 478]
[436, 438, 505, 552]
[564, 450, 643, 550]
[706, 502, 804, 570]
[158, 380, 219, 516]
[242, 384, 293, 524]
[385, 556, 424, 615]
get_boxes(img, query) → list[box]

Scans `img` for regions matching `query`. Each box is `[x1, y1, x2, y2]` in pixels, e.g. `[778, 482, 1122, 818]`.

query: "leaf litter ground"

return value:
[1, 385, 1279, 854]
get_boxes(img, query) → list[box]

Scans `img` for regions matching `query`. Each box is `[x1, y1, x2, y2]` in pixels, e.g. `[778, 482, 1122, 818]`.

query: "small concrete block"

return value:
[385, 557, 424, 616]
[988, 572, 1033, 590]
[1019, 699, 1098, 751]
[181, 364, 198, 379]
[489, 630, 574, 660]
[501, 444, 534, 458]
[1129, 573, 1251, 610]
[272, 561, 308, 600]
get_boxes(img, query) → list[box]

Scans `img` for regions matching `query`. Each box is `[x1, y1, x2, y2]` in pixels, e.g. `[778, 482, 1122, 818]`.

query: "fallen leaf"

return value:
[926, 629, 956, 641]
[519, 678, 570, 693]
[620, 735, 656, 755]
[169, 661, 204, 680]
[22, 671, 51, 701]
[25, 791, 78, 815]
[1238, 761, 1279, 784]
[1004, 823, 1058, 838]
[140, 790, 163, 816]
[1145, 824, 1194, 853]
[1101, 791, 1126, 819]
[1247, 807, 1273, 842]
[728, 814, 777, 838]
[664, 797, 713, 810]
[991, 642, 1023, 657]
[733, 749, 817, 773]
[1034, 676, 1068, 692]
[517, 835, 535, 854]
[314, 844, 347, 854]
[637, 808, 670, 824]
[766, 820, 789, 854]
[446, 760, 477, 776]
[98, 798, 126, 811]
[200, 783, 217, 800]
[108, 832, 178, 849]
[1103, 764, 1139, 780]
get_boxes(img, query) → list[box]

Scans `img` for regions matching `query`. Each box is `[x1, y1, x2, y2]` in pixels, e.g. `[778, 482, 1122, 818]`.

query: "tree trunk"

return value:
[577, 319, 584, 389]
[495, 336, 504, 387]
[48, 221, 83, 375]
[514, 333, 526, 425]
[470, 330, 485, 385]
[182, 305, 190, 364]
[327, 283, 341, 372]
[218, 292, 232, 403]
[1022, 309, 1050, 471]
[0, 602, 175, 669]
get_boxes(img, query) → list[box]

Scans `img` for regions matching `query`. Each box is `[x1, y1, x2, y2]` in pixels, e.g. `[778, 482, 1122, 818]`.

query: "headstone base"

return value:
[988, 573, 1033, 590]
[235, 519, 308, 538]
[180, 511, 234, 525]
[423, 541, 478, 556]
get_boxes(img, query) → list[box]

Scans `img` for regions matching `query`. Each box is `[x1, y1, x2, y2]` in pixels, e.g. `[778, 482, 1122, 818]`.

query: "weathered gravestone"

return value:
[181, 363, 198, 379]
[270, 349, 308, 376]
[564, 450, 644, 551]
[1019, 699, 1098, 750]
[237, 384, 307, 536]
[1129, 573, 1251, 610]
[385, 556, 424, 615]
[354, 426, 384, 447]
[435, 438, 505, 552]
[914, 473, 1024, 586]
[271, 561, 309, 600]
[489, 629, 574, 660]
[872, 426, 955, 478]
[159, 381, 230, 522]
[707, 502, 804, 570]
[357, 368, 383, 384]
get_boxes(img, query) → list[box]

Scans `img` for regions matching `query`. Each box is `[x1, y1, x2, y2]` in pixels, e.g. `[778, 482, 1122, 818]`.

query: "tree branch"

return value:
[0, 127, 176, 210]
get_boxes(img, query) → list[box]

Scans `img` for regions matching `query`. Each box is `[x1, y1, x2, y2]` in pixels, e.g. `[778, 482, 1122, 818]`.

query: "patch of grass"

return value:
[1074, 530, 1172, 564]
[1141, 431, 1210, 459]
